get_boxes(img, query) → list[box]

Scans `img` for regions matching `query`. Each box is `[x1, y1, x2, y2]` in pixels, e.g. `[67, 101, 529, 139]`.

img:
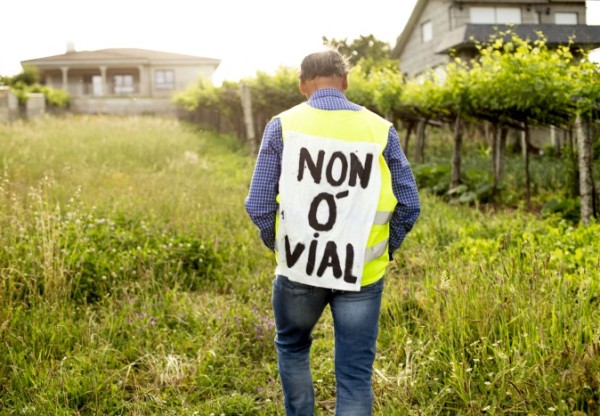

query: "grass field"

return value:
[0, 115, 599, 415]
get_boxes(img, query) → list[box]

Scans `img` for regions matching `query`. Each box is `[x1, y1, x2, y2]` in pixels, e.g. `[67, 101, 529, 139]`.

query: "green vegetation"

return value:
[174, 32, 600, 222]
[1, 65, 71, 108]
[411, 131, 600, 210]
[0, 116, 599, 415]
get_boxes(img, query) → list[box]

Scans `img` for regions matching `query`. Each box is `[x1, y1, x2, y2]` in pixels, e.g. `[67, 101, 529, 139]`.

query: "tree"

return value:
[323, 34, 399, 75]
[399, 61, 472, 185]
[346, 61, 405, 123]
[323, 34, 391, 65]
[399, 76, 442, 164]
[468, 32, 575, 207]
[570, 59, 600, 223]
[3, 65, 40, 87]
[438, 60, 472, 189]
[246, 67, 305, 145]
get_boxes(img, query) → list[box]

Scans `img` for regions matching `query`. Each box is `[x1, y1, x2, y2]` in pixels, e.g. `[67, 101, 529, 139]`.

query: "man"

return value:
[245, 49, 420, 416]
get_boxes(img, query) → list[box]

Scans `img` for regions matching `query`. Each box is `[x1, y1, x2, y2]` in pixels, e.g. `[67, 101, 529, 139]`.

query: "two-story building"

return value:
[392, 0, 600, 79]
[21, 46, 220, 115]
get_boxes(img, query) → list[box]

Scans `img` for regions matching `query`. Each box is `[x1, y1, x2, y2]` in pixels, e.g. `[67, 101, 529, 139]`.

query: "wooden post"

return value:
[239, 82, 256, 152]
[523, 122, 532, 209]
[402, 120, 414, 155]
[451, 115, 463, 188]
[492, 126, 508, 194]
[414, 119, 427, 164]
[576, 113, 594, 224]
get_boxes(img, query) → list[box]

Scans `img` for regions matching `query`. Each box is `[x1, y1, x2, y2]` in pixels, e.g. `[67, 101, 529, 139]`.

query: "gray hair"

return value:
[299, 49, 351, 82]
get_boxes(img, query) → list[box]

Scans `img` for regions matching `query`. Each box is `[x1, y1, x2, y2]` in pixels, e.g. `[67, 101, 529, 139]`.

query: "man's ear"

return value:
[299, 80, 306, 95]
[341, 74, 349, 91]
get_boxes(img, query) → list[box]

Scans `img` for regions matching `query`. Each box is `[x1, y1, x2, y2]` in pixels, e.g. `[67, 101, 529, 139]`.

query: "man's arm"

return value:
[383, 126, 421, 259]
[244, 118, 283, 251]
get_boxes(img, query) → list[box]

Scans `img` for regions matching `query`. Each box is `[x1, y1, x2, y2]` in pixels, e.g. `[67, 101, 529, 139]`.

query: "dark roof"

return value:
[22, 48, 220, 67]
[436, 24, 600, 54]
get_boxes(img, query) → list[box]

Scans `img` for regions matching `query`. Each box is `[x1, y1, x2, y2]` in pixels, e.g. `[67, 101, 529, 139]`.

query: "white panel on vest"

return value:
[276, 131, 382, 291]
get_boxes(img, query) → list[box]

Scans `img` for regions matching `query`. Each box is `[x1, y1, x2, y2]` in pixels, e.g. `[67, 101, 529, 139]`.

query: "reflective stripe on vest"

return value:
[364, 239, 389, 263]
[373, 210, 393, 225]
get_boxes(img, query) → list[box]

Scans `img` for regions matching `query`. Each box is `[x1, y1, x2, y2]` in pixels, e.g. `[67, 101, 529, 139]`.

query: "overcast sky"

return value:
[1, 0, 599, 84]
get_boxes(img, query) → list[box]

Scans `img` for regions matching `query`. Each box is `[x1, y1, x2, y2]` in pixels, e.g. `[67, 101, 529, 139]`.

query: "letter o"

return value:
[308, 192, 337, 231]
[326, 151, 348, 186]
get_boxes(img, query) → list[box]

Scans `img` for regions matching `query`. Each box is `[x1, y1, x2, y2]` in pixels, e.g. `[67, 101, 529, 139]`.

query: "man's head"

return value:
[298, 49, 350, 97]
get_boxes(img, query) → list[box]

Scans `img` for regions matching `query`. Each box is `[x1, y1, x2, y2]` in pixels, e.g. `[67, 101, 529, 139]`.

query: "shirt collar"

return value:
[307, 88, 348, 103]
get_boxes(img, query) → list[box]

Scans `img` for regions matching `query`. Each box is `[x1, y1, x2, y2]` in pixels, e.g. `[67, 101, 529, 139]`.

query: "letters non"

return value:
[298, 147, 373, 188]
[298, 148, 324, 183]
[278, 134, 381, 290]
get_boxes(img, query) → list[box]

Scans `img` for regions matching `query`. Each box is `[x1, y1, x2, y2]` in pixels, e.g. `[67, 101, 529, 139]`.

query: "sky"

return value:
[1, 0, 599, 84]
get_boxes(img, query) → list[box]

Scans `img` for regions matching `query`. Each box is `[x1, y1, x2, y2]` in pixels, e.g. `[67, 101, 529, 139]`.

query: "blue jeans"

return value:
[272, 275, 384, 416]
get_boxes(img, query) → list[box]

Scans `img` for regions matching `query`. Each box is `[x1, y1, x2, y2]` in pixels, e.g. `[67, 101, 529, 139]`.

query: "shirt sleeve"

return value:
[383, 125, 421, 259]
[244, 118, 283, 251]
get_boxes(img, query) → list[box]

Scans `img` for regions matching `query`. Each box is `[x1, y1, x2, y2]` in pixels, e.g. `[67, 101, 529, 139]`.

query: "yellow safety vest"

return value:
[275, 102, 397, 287]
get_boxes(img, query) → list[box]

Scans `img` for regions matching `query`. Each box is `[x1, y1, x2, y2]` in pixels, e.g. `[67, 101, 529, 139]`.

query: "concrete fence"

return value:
[2, 88, 183, 121]
[0, 87, 47, 122]
[71, 97, 175, 115]
[25, 93, 45, 120]
[0, 86, 19, 123]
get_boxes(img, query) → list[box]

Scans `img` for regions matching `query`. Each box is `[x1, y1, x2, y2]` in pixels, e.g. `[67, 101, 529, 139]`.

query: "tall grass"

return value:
[0, 115, 598, 415]
[378, 202, 600, 414]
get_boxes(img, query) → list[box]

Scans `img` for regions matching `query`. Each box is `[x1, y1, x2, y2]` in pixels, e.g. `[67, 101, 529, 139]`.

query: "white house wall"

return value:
[175, 65, 215, 88]
[399, 0, 589, 78]
[148, 64, 216, 97]
[452, 2, 587, 26]
[400, 0, 452, 78]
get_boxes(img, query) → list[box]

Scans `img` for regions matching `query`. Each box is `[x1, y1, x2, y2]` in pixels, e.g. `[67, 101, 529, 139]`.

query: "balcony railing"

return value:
[78, 82, 140, 97]
[65, 82, 142, 97]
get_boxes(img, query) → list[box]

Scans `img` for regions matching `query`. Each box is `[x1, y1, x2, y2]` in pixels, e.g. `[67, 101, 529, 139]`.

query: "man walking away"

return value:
[245, 48, 420, 416]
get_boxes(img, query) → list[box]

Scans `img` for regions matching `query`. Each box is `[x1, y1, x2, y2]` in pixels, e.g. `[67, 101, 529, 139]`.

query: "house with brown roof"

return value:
[392, 0, 600, 79]
[21, 46, 220, 114]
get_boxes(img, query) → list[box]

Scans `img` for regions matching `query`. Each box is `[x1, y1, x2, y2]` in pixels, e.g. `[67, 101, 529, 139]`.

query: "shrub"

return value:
[541, 197, 581, 222]
[1, 204, 223, 304]
[413, 163, 451, 195]
[3, 67, 71, 108]
[38, 85, 71, 108]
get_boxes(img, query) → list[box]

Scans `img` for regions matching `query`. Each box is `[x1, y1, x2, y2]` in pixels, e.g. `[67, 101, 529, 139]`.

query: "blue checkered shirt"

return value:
[245, 88, 420, 259]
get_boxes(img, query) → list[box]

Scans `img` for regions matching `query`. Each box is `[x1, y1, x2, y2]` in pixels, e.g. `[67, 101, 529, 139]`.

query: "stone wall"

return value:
[0, 86, 19, 123]
[25, 93, 45, 120]
[71, 97, 176, 115]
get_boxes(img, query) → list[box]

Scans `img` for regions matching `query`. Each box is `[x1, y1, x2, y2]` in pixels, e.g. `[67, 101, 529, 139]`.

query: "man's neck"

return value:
[300, 76, 347, 98]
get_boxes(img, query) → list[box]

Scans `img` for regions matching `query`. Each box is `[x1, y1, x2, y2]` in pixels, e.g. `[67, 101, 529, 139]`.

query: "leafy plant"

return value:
[412, 163, 451, 195]
[542, 197, 581, 222]
[2, 66, 70, 108]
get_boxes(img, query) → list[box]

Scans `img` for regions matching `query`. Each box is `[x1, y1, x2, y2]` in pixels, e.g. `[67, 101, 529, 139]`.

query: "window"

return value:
[92, 75, 103, 97]
[114, 75, 134, 94]
[155, 70, 175, 89]
[421, 20, 433, 43]
[470, 7, 495, 23]
[470, 7, 522, 24]
[555, 12, 577, 25]
[496, 8, 522, 24]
